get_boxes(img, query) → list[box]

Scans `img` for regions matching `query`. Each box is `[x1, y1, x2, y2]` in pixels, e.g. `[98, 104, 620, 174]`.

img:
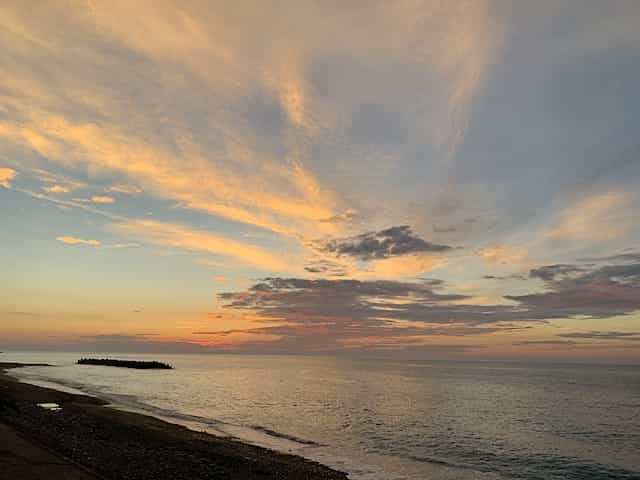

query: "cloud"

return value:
[56, 236, 100, 246]
[483, 274, 526, 281]
[44, 184, 72, 193]
[304, 259, 347, 277]
[319, 209, 360, 224]
[364, 253, 446, 279]
[215, 252, 640, 351]
[218, 277, 489, 326]
[513, 340, 576, 346]
[0, 111, 341, 238]
[79, 334, 156, 341]
[0, 168, 16, 188]
[102, 242, 139, 249]
[478, 245, 528, 265]
[215, 276, 539, 351]
[32, 169, 87, 193]
[70, 195, 115, 204]
[111, 219, 292, 271]
[13, 187, 123, 221]
[529, 264, 586, 282]
[105, 184, 142, 194]
[318, 225, 451, 261]
[580, 252, 640, 263]
[506, 255, 640, 319]
[0, 0, 504, 245]
[433, 225, 457, 234]
[90, 195, 115, 204]
[545, 191, 634, 242]
[557, 331, 640, 341]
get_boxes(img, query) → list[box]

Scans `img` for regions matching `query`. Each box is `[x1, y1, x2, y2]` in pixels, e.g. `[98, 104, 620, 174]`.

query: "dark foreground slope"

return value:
[0, 363, 347, 480]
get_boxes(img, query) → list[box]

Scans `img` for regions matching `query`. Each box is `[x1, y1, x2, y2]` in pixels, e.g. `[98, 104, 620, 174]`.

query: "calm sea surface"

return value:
[3, 351, 639, 480]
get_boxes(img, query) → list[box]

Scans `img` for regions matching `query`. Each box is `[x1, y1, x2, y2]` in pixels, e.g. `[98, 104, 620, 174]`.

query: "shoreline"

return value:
[0, 362, 348, 480]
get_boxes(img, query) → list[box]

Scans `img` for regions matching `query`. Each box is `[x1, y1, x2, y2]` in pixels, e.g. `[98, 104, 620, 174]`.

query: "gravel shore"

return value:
[0, 362, 348, 480]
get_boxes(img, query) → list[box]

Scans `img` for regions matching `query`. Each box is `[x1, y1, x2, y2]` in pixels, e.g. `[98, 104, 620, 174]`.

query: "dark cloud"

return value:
[209, 253, 640, 353]
[483, 274, 526, 281]
[529, 264, 586, 282]
[216, 276, 540, 354]
[303, 259, 347, 276]
[219, 277, 467, 321]
[507, 256, 640, 319]
[513, 340, 576, 346]
[580, 252, 640, 263]
[319, 209, 360, 224]
[432, 225, 457, 233]
[215, 254, 640, 352]
[317, 225, 451, 261]
[557, 331, 640, 341]
[505, 283, 640, 319]
[78, 334, 152, 341]
[415, 278, 446, 289]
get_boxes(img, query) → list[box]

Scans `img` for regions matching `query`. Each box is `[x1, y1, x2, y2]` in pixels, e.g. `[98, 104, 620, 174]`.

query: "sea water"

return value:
[3, 351, 639, 480]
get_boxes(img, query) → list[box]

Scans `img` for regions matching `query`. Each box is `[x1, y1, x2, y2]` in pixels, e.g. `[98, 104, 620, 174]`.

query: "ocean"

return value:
[3, 351, 639, 480]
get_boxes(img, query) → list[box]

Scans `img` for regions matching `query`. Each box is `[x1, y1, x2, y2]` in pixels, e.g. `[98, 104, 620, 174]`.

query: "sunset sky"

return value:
[1, 1, 639, 362]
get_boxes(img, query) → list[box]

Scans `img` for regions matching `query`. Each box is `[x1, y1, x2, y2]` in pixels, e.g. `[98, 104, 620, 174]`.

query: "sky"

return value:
[1, 0, 639, 362]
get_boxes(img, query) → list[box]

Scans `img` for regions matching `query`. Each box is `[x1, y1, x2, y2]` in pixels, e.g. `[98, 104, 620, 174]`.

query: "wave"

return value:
[249, 425, 322, 446]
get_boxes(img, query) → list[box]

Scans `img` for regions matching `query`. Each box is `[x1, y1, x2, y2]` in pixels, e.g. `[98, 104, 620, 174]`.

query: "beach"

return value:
[0, 363, 347, 480]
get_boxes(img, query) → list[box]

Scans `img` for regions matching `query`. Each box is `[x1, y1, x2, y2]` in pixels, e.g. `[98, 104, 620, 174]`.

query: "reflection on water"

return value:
[4, 351, 640, 480]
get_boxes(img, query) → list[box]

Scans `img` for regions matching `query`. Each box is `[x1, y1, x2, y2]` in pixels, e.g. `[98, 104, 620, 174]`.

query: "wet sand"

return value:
[0, 362, 348, 480]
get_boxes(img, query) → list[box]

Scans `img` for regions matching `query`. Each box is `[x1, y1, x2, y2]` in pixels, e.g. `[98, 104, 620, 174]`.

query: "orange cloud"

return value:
[546, 191, 633, 241]
[106, 184, 142, 194]
[45, 184, 72, 193]
[0, 168, 16, 188]
[0, 112, 340, 238]
[91, 195, 115, 204]
[478, 245, 528, 265]
[56, 236, 100, 246]
[111, 219, 293, 272]
[0, 0, 505, 240]
[364, 253, 445, 279]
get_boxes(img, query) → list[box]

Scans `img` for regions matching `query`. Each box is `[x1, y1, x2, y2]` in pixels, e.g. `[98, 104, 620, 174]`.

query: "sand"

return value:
[0, 362, 348, 480]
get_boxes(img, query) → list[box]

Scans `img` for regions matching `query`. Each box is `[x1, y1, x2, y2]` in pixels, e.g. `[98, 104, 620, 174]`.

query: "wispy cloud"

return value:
[105, 184, 142, 195]
[111, 219, 292, 271]
[478, 245, 529, 265]
[44, 184, 72, 193]
[56, 236, 100, 246]
[33, 169, 87, 193]
[0, 111, 340, 238]
[2, 1, 640, 359]
[102, 242, 139, 249]
[90, 195, 115, 204]
[545, 191, 634, 242]
[558, 331, 640, 341]
[0, 0, 505, 241]
[513, 340, 576, 346]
